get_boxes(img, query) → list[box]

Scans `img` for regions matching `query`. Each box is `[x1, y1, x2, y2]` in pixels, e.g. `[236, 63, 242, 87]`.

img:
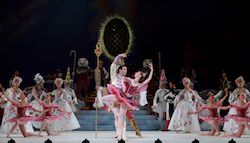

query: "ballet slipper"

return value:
[38, 132, 46, 137]
[198, 132, 205, 136]
[7, 134, 11, 138]
[243, 132, 246, 135]
[66, 130, 68, 133]
[214, 133, 221, 136]
[177, 130, 180, 133]
[185, 131, 191, 133]
[54, 131, 61, 135]
[218, 133, 227, 137]
[117, 129, 122, 140]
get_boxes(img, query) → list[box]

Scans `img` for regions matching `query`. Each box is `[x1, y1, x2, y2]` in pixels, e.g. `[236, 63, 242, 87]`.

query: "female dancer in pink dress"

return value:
[219, 91, 250, 137]
[102, 63, 153, 140]
[31, 88, 72, 137]
[188, 88, 229, 136]
[1, 87, 41, 138]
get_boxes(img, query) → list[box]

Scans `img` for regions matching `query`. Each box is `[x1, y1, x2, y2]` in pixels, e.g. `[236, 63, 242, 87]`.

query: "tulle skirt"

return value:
[6, 116, 37, 123]
[0, 101, 34, 133]
[107, 84, 139, 111]
[199, 116, 228, 124]
[34, 115, 62, 122]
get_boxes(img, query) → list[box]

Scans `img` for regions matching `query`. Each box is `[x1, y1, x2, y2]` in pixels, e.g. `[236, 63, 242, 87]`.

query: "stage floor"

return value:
[0, 131, 250, 143]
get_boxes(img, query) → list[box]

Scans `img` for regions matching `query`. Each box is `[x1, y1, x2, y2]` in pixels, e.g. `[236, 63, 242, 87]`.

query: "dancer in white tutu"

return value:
[51, 78, 80, 132]
[64, 67, 78, 112]
[168, 77, 201, 133]
[0, 77, 34, 134]
[223, 76, 250, 133]
[28, 73, 47, 129]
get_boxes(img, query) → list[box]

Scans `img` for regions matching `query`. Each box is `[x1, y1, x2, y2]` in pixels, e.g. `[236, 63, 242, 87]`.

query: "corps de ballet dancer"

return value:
[219, 91, 250, 137]
[31, 88, 73, 137]
[63, 67, 78, 112]
[28, 73, 47, 129]
[0, 77, 34, 134]
[168, 77, 201, 133]
[223, 76, 250, 133]
[188, 88, 229, 136]
[51, 78, 80, 132]
[1, 87, 42, 138]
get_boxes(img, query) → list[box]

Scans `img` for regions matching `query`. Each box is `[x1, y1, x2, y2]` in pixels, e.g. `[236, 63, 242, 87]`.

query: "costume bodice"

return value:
[41, 101, 59, 116]
[123, 78, 139, 97]
[13, 102, 33, 117]
[230, 103, 249, 117]
[202, 102, 222, 117]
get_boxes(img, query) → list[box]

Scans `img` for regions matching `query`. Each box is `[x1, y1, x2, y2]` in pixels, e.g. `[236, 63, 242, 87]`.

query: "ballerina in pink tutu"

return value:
[1, 87, 42, 138]
[219, 91, 250, 138]
[188, 88, 229, 136]
[31, 88, 73, 137]
[102, 62, 153, 140]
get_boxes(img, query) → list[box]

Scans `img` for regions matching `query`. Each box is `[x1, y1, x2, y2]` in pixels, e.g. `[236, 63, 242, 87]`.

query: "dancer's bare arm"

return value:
[32, 87, 43, 105]
[138, 62, 153, 89]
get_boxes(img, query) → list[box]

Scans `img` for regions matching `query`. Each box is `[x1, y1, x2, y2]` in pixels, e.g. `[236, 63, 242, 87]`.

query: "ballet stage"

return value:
[0, 131, 249, 143]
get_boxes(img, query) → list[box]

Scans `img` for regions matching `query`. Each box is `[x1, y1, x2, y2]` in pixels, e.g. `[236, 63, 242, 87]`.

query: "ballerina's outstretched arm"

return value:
[138, 62, 153, 89]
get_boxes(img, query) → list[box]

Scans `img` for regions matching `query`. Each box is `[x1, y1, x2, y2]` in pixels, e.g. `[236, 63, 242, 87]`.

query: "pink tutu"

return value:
[34, 115, 62, 122]
[107, 84, 139, 111]
[199, 116, 228, 123]
[6, 116, 37, 123]
[225, 115, 250, 122]
[199, 102, 227, 123]
[33, 101, 62, 122]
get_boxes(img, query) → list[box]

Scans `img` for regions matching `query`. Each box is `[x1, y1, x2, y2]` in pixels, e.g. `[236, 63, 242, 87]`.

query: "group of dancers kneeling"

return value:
[0, 74, 80, 138]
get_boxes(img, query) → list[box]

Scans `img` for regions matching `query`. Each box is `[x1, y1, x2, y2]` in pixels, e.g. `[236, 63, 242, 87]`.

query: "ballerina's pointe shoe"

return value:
[38, 132, 46, 137]
[218, 133, 227, 137]
[198, 132, 205, 136]
[214, 133, 221, 136]
[117, 129, 122, 140]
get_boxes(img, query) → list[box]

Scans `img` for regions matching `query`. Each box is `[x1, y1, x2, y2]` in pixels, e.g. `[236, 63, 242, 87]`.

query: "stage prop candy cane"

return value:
[70, 50, 76, 79]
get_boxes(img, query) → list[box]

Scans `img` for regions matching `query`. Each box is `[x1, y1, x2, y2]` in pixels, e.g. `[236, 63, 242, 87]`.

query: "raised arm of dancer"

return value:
[138, 62, 153, 89]
[110, 53, 127, 82]
[219, 88, 229, 103]
[188, 108, 203, 115]
[32, 87, 42, 105]
[1, 87, 15, 105]
[217, 106, 230, 110]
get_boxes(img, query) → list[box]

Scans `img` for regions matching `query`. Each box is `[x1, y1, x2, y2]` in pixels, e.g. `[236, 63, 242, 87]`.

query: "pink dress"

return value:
[199, 101, 228, 123]
[34, 101, 62, 122]
[107, 78, 148, 111]
[6, 101, 37, 123]
[225, 103, 250, 122]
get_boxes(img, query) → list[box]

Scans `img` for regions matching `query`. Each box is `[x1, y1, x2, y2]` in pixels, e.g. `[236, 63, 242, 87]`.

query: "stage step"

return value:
[75, 107, 162, 131]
